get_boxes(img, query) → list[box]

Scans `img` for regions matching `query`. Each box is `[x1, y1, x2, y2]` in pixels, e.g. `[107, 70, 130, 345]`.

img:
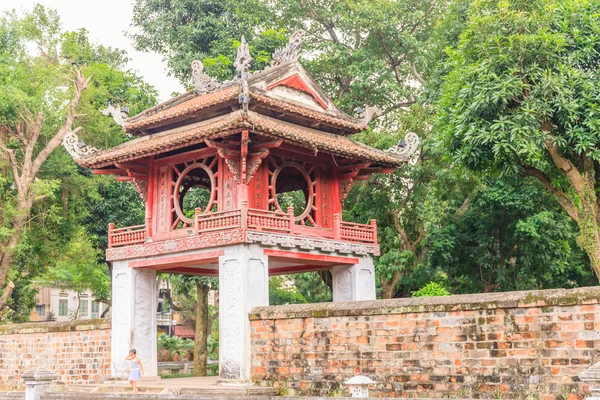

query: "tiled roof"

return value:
[79, 111, 246, 168]
[123, 87, 363, 134]
[124, 86, 239, 132]
[250, 91, 362, 131]
[245, 112, 404, 166]
[78, 111, 405, 169]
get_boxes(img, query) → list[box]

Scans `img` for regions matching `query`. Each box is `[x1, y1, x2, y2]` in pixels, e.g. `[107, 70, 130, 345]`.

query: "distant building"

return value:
[30, 287, 105, 322]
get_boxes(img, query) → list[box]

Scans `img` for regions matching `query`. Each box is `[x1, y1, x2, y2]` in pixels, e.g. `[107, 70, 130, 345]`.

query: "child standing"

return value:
[125, 349, 144, 393]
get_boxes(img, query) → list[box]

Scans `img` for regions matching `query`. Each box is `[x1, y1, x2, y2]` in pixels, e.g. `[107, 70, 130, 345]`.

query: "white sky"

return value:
[2, 0, 185, 102]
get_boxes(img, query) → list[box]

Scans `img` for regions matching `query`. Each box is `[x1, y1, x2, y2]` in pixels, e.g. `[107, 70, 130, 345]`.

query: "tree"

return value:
[39, 229, 110, 319]
[0, 7, 92, 312]
[437, 0, 600, 279]
[169, 275, 217, 377]
[0, 5, 157, 318]
[426, 177, 592, 293]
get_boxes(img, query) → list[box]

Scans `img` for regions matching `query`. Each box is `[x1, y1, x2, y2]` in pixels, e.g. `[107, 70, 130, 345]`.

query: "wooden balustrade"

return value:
[109, 210, 378, 248]
[108, 223, 147, 247]
[195, 209, 242, 232]
[247, 208, 293, 233]
[339, 219, 377, 244]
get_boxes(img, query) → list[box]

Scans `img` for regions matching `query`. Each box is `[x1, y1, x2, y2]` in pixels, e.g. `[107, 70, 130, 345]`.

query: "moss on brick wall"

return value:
[250, 287, 600, 399]
[0, 319, 111, 389]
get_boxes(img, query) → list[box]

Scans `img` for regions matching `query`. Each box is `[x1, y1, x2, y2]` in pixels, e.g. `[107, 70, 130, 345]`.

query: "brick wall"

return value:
[0, 319, 111, 389]
[250, 287, 600, 399]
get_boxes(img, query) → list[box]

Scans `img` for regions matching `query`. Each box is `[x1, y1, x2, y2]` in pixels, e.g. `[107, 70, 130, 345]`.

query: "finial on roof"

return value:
[387, 132, 420, 160]
[358, 106, 382, 129]
[235, 36, 253, 112]
[191, 60, 224, 95]
[272, 30, 305, 66]
[62, 129, 100, 159]
[101, 104, 128, 127]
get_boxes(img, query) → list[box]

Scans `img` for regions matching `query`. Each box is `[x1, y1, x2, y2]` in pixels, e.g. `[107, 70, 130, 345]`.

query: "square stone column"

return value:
[111, 261, 158, 378]
[331, 256, 376, 302]
[218, 244, 269, 383]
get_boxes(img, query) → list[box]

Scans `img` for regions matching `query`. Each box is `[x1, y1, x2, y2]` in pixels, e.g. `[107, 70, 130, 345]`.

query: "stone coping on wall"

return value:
[0, 319, 109, 335]
[249, 286, 600, 320]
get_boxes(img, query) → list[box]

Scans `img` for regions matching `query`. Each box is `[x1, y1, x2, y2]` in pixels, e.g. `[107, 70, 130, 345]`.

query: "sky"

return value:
[2, 0, 185, 102]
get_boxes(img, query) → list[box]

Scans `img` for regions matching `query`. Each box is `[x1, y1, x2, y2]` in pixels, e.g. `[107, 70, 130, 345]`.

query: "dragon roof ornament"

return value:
[192, 60, 228, 95]
[271, 30, 305, 66]
[62, 130, 100, 159]
[234, 36, 253, 112]
[101, 104, 128, 127]
[387, 132, 420, 161]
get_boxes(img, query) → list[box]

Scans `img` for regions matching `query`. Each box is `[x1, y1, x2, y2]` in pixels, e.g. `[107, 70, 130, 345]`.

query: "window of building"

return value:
[35, 304, 45, 317]
[80, 300, 88, 317]
[91, 301, 100, 318]
[58, 299, 68, 317]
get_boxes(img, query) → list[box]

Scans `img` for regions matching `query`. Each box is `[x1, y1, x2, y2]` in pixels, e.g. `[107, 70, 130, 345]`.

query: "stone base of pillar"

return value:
[331, 257, 376, 302]
[218, 244, 269, 383]
[22, 368, 57, 400]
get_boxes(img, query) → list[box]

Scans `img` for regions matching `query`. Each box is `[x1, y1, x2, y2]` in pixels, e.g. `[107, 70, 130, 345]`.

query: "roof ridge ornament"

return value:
[272, 30, 305, 66]
[235, 36, 252, 112]
[191, 60, 226, 95]
[62, 129, 100, 159]
[358, 106, 382, 129]
[387, 132, 420, 160]
[101, 104, 128, 127]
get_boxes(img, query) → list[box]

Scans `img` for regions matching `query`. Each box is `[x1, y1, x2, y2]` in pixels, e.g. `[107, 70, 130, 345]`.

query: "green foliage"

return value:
[157, 333, 191, 360]
[269, 276, 308, 305]
[0, 5, 156, 320]
[412, 282, 451, 298]
[40, 229, 110, 301]
[436, 0, 600, 277]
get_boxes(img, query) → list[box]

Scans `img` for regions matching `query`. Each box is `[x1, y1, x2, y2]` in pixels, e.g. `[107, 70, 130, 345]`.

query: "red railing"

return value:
[196, 209, 242, 232]
[109, 207, 378, 247]
[339, 220, 378, 244]
[108, 223, 147, 247]
[247, 207, 293, 233]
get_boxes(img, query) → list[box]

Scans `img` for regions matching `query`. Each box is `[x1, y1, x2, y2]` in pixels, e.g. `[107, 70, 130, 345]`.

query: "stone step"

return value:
[0, 392, 23, 400]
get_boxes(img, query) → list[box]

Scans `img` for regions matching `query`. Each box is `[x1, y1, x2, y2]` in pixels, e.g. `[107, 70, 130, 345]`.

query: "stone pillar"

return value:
[579, 361, 600, 399]
[331, 256, 376, 302]
[218, 244, 269, 383]
[22, 368, 56, 400]
[111, 261, 158, 378]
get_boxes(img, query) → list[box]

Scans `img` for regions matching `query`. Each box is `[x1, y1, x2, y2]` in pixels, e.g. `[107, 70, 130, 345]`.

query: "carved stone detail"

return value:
[246, 231, 380, 256]
[219, 258, 243, 380]
[134, 272, 154, 365]
[191, 60, 226, 95]
[272, 30, 305, 66]
[336, 269, 353, 302]
[131, 179, 148, 202]
[62, 130, 100, 159]
[112, 272, 129, 377]
[387, 132, 420, 161]
[106, 229, 245, 261]
[358, 268, 375, 300]
[101, 105, 127, 127]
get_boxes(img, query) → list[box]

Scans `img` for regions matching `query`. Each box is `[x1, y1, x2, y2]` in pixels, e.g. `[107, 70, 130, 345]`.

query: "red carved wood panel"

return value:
[221, 157, 237, 211]
[250, 162, 268, 210]
[315, 166, 333, 229]
[156, 165, 172, 233]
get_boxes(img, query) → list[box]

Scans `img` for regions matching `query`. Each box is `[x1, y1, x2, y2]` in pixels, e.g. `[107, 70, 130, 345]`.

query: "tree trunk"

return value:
[193, 282, 209, 377]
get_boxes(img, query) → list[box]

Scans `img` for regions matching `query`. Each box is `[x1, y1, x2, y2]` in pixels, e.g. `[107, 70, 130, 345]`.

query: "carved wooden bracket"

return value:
[131, 179, 148, 202]
[206, 134, 282, 184]
[339, 178, 354, 202]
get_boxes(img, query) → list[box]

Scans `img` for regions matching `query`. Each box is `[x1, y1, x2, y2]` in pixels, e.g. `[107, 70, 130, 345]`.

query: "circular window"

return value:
[272, 163, 313, 221]
[173, 163, 215, 225]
